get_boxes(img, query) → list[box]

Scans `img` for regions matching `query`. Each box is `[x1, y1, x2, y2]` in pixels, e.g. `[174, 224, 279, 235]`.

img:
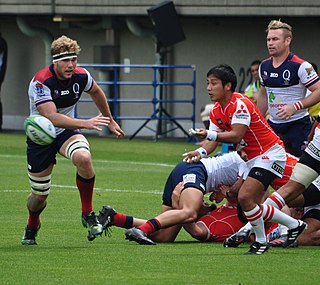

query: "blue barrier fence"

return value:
[77, 64, 196, 140]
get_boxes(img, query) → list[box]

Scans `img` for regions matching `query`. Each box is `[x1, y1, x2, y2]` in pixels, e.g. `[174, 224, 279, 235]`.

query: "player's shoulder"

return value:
[74, 66, 89, 75]
[290, 53, 305, 65]
[33, 66, 53, 83]
[260, 57, 272, 67]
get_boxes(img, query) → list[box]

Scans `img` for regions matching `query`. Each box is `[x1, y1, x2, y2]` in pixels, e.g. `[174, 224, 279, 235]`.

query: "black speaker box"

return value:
[147, 1, 186, 47]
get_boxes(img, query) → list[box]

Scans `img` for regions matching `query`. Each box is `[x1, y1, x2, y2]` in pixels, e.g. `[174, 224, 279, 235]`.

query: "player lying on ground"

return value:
[98, 151, 249, 243]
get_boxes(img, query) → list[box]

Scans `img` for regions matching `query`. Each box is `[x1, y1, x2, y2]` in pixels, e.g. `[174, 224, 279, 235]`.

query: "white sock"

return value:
[264, 192, 285, 210]
[244, 205, 266, 244]
[262, 204, 299, 229]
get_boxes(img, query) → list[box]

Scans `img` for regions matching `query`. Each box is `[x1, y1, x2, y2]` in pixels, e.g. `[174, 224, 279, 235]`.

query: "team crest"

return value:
[305, 66, 314, 75]
[35, 83, 44, 96]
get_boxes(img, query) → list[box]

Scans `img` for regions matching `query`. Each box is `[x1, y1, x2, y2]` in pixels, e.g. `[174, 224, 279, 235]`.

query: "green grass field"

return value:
[1, 132, 319, 285]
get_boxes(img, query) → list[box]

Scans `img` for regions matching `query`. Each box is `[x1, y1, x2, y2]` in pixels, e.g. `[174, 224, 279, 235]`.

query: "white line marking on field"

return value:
[0, 154, 175, 168]
[1, 184, 163, 195]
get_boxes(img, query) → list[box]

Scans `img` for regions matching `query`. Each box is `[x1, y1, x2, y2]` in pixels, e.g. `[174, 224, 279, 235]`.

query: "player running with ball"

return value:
[21, 35, 124, 245]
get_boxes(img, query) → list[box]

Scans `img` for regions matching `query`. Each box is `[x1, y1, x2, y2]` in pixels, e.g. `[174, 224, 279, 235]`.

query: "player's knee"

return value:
[189, 229, 207, 241]
[237, 191, 251, 208]
[72, 150, 92, 168]
[65, 138, 90, 161]
[29, 174, 51, 196]
[182, 208, 198, 223]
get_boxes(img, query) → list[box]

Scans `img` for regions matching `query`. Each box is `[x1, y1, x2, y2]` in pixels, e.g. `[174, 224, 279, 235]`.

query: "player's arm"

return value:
[256, 86, 268, 117]
[87, 80, 125, 137]
[183, 124, 247, 163]
[191, 124, 247, 144]
[277, 66, 320, 119]
[37, 101, 110, 131]
[182, 139, 218, 163]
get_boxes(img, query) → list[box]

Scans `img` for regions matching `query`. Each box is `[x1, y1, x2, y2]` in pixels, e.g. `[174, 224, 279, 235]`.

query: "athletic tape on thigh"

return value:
[291, 163, 319, 188]
[65, 138, 90, 160]
[28, 174, 51, 195]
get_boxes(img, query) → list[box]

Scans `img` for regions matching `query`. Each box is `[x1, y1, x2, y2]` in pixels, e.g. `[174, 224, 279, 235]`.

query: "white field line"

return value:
[0, 154, 175, 168]
[1, 186, 163, 195]
[0, 154, 168, 195]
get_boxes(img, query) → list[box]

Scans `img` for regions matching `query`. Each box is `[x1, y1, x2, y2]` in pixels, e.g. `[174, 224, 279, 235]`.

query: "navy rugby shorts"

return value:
[162, 161, 207, 207]
[26, 129, 81, 173]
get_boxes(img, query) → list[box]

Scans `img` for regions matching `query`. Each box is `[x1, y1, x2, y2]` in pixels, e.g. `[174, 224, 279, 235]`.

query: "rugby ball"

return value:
[24, 115, 56, 145]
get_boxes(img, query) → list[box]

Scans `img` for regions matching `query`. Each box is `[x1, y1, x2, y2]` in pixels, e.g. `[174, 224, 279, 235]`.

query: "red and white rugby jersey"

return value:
[209, 92, 283, 160]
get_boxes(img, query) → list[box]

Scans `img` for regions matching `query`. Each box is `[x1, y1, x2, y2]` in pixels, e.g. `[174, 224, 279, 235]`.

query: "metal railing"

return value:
[77, 64, 196, 140]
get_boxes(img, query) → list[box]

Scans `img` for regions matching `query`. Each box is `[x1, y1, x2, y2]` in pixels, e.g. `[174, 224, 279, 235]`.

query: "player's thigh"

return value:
[179, 187, 204, 212]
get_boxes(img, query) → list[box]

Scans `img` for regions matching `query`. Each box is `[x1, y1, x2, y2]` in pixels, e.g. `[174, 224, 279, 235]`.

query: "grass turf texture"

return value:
[0, 132, 319, 285]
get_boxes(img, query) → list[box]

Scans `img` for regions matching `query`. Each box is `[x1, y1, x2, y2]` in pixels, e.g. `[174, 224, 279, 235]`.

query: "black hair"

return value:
[251, 60, 261, 66]
[206, 64, 237, 92]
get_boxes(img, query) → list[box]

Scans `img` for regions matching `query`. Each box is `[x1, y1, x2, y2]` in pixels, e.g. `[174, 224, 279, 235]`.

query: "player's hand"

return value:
[276, 104, 296, 120]
[172, 182, 184, 209]
[188, 128, 207, 139]
[108, 120, 125, 138]
[86, 114, 111, 131]
[182, 150, 202, 163]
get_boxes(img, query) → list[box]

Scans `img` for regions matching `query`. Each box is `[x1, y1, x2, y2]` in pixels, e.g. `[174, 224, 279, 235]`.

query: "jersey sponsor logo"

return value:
[235, 102, 249, 120]
[261, 155, 270, 160]
[183, 173, 196, 184]
[36, 83, 44, 96]
[61, 90, 69, 96]
[307, 142, 320, 158]
[269, 103, 286, 109]
[270, 72, 278, 78]
[268, 92, 276, 103]
[271, 162, 284, 175]
[239, 139, 247, 148]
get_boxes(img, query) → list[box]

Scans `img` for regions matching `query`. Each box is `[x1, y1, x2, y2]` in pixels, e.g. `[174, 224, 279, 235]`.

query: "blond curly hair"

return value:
[51, 35, 81, 56]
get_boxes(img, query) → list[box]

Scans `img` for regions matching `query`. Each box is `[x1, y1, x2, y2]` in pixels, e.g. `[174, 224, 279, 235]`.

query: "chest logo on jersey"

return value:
[282, 69, 291, 85]
[217, 118, 223, 125]
[270, 72, 278, 78]
[73, 83, 80, 99]
[61, 90, 69, 96]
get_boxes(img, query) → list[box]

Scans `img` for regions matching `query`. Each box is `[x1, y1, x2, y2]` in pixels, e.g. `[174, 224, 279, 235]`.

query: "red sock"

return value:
[27, 204, 46, 229]
[76, 173, 94, 215]
[138, 219, 161, 234]
[113, 213, 134, 229]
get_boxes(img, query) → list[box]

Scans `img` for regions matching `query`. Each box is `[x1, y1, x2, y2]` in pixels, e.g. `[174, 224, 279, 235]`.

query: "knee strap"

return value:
[29, 174, 51, 195]
[65, 138, 90, 160]
[291, 163, 319, 188]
